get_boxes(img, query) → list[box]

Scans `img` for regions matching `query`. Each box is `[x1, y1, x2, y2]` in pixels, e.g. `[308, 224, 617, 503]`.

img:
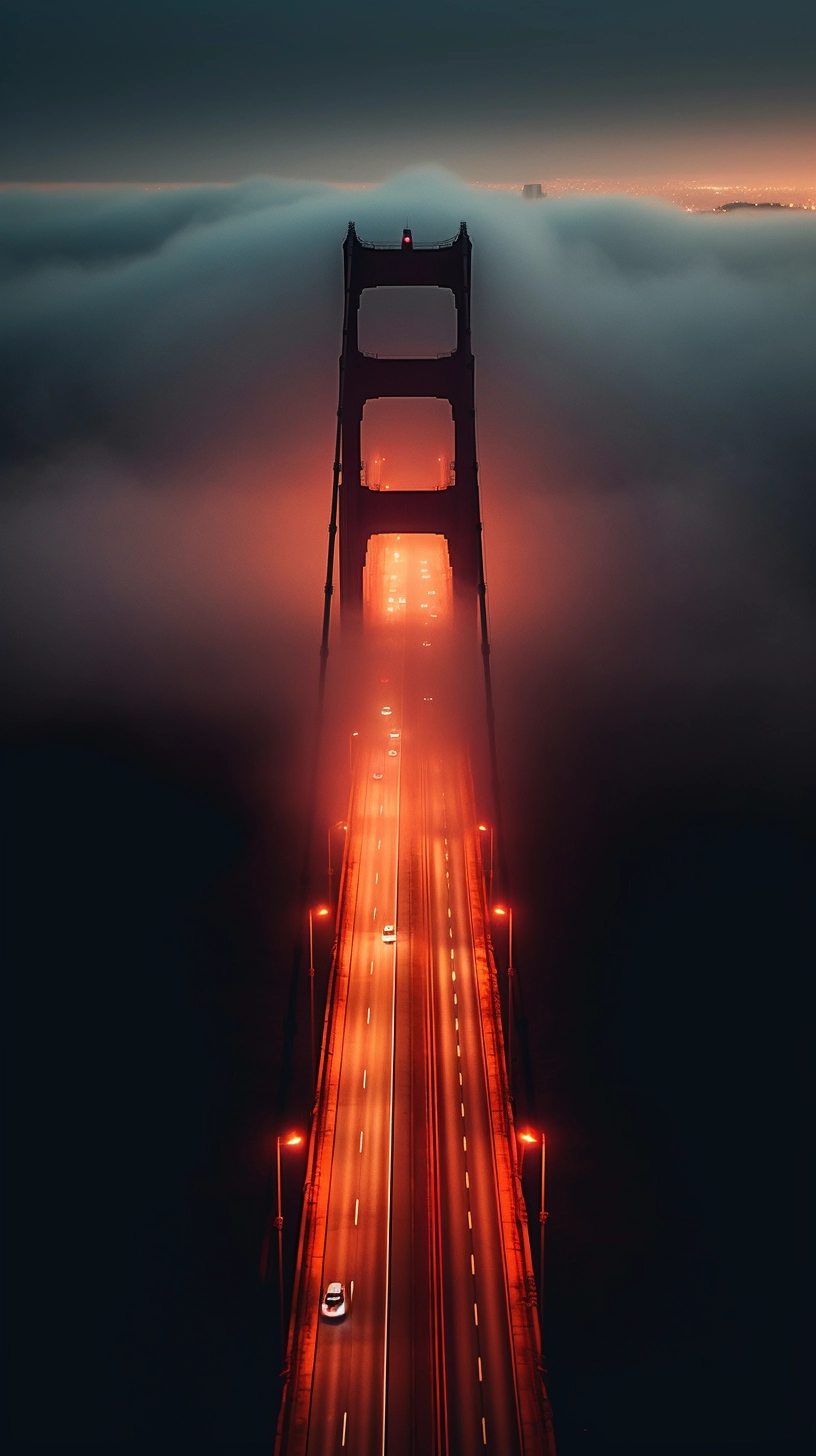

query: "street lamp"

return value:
[518, 1130, 549, 1353]
[308, 907, 330, 1087]
[518, 1128, 537, 1174]
[327, 821, 347, 910]
[478, 823, 495, 904]
[538, 1132, 549, 1354]
[493, 904, 514, 1095]
[274, 1132, 303, 1357]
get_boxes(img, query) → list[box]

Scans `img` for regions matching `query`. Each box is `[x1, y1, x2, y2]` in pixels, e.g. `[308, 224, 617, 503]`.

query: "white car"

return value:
[382, 924, 396, 943]
[381, 706, 392, 716]
[321, 1281, 347, 1320]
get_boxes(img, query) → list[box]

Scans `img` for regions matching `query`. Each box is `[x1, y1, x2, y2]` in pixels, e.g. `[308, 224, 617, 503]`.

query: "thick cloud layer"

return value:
[2, 172, 814, 1449]
[2, 172, 815, 764]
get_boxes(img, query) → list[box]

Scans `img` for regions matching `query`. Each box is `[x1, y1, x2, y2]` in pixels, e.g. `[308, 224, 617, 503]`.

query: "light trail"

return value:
[279, 531, 549, 1456]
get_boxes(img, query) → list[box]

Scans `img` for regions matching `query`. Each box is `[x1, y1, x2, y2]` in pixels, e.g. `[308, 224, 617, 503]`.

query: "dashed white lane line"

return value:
[363, 1069, 367, 1089]
[478, 1357, 483, 1382]
[468, 1210, 472, 1229]
[471, 1253, 476, 1275]
[342, 1411, 347, 1446]
[354, 1199, 359, 1226]
[367, 1006, 371, 1024]
[359, 1130, 364, 1152]
[473, 1303, 479, 1326]
[373, 907, 377, 919]
[482, 1416, 487, 1445]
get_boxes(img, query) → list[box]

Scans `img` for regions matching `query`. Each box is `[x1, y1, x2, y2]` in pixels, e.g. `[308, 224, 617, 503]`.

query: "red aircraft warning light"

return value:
[401, 228, 413, 249]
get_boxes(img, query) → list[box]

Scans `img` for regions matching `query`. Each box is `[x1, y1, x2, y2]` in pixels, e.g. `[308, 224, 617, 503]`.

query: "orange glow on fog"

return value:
[361, 399, 454, 491]
[363, 532, 452, 629]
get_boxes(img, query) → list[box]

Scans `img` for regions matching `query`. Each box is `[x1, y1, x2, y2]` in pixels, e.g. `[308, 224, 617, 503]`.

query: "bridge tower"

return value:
[338, 221, 483, 626]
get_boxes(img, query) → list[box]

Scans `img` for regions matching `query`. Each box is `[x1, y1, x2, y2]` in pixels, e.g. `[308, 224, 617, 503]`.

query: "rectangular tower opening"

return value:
[358, 286, 457, 358]
[361, 397, 454, 492]
[363, 533, 452, 630]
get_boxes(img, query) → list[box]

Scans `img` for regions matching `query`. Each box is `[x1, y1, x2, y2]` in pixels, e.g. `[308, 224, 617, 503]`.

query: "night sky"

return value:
[2, 0, 815, 181]
[2, 8, 816, 1456]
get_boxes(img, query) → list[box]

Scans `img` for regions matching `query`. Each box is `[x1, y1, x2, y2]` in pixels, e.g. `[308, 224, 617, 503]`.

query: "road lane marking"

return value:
[342, 1411, 347, 1446]
[447, 907, 451, 917]
[373, 907, 377, 919]
[367, 1006, 371, 1023]
[455, 1018, 459, 1031]
[359, 1130, 364, 1152]
[363, 1069, 367, 1089]
[461, 1103, 465, 1117]
[370, 960, 374, 975]
[457, 1045, 460, 1057]
[471, 1254, 475, 1274]
[459, 1072, 462, 1084]
[377, 839, 381, 849]
[463, 1137, 467, 1151]
[478, 1356, 483, 1381]
[482, 1416, 487, 1444]
[474, 1303, 479, 1325]
[468, 1210, 472, 1229]
[375, 872, 379, 884]
[465, 1170, 469, 1187]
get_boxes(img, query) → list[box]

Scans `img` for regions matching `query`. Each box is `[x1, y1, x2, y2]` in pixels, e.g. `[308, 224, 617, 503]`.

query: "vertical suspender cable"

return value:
[276, 237, 352, 1115]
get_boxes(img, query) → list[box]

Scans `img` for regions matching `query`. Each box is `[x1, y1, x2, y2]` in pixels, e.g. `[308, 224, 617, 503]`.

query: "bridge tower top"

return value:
[338, 221, 483, 626]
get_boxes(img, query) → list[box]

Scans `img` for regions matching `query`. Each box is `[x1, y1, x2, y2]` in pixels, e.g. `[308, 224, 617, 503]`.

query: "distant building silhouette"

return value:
[521, 183, 546, 201]
[715, 201, 803, 212]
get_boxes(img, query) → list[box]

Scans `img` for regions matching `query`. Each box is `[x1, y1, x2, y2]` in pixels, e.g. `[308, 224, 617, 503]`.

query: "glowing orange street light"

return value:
[516, 1128, 549, 1348]
[479, 823, 494, 900]
[327, 820, 347, 907]
[274, 1131, 304, 1354]
[493, 905, 514, 1098]
[518, 1128, 536, 1173]
[308, 907, 330, 1088]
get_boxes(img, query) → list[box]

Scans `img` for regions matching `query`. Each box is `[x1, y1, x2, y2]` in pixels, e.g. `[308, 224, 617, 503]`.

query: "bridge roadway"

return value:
[279, 534, 543, 1456]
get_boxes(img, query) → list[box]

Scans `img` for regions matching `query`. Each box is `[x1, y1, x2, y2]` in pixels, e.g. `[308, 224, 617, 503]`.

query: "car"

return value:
[382, 924, 396, 943]
[381, 706, 392, 716]
[373, 771, 383, 780]
[388, 749, 397, 756]
[321, 1281, 347, 1320]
